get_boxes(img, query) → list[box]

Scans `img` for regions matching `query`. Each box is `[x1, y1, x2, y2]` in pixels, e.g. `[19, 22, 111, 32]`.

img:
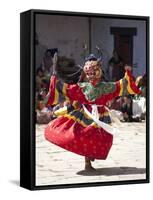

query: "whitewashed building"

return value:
[36, 14, 146, 78]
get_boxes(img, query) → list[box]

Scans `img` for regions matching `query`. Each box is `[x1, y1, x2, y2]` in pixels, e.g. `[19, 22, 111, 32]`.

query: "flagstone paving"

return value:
[36, 121, 146, 186]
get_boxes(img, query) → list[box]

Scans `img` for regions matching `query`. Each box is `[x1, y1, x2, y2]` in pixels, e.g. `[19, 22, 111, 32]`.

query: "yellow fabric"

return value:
[63, 113, 97, 128]
[125, 72, 135, 94]
[62, 83, 70, 102]
[54, 106, 68, 116]
[119, 79, 123, 96]
[99, 111, 109, 118]
[52, 87, 59, 105]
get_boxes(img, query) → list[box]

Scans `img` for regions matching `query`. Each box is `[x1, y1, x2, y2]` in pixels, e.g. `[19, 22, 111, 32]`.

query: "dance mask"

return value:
[83, 60, 102, 85]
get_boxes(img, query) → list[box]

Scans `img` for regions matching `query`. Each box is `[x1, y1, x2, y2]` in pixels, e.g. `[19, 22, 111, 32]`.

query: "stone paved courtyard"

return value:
[36, 121, 146, 186]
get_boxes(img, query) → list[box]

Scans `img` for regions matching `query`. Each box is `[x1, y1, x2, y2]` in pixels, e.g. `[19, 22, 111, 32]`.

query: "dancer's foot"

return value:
[85, 164, 96, 171]
[85, 157, 96, 171]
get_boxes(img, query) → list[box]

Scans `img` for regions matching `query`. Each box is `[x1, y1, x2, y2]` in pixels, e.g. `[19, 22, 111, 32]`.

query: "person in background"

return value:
[36, 67, 45, 92]
[36, 48, 58, 92]
[109, 49, 124, 81]
[132, 74, 146, 120]
[120, 95, 133, 122]
[36, 93, 54, 124]
[107, 97, 124, 122]
[41, 49, 58, 75]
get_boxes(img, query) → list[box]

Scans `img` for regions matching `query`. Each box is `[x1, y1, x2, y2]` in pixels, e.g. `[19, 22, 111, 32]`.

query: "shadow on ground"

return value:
[77, 167, 146, 176]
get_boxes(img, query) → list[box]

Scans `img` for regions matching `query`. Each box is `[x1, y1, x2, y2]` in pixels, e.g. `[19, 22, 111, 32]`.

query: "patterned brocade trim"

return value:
[48, 76, 70, 105]
[52, 86, 59, 105]
[119, 70, 141, 96]
[99, 111, 109, 117]
[78, 82, 116, 102]
[62, 82, 70, 102]
[119, 78, 129, 96]
[63, 113, 98, 128]
[119, 79, 123, 96]
[125, 71, 140, 94]
[54, 106, 68, 116]
[55, 106, 111, 129]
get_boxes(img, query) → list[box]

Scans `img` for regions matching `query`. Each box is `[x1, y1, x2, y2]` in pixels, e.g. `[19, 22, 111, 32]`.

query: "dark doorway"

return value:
[110, 27, 137, 76]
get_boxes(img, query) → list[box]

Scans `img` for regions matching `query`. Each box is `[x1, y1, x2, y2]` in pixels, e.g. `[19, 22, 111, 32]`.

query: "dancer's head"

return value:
[83, 54, 102, 84]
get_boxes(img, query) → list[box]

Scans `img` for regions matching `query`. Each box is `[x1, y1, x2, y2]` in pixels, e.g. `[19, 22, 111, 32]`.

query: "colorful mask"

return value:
[83, 60, 102, 84]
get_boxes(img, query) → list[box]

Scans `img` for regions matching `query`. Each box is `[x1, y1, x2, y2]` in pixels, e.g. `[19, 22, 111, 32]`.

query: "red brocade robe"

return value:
[44, 70, 141, 160]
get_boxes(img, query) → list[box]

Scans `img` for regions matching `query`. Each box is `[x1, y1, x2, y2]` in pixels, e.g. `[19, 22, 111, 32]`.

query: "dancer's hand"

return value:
[53, 52, 58, 65]
[52, 52, 58, 74]
[125, 65, 132, 71]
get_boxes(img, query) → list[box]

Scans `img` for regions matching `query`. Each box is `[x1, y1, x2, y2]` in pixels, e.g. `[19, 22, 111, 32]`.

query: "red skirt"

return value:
[44, 115, 113, 160]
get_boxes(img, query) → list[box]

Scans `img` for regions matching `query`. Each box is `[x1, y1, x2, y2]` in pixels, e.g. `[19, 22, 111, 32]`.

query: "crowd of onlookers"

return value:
[35, 49, 55, 124]
[35, 48, 146, 124]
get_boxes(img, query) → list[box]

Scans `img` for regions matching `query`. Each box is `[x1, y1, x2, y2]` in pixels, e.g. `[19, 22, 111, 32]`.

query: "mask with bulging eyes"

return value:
[83, 60, 102, 84]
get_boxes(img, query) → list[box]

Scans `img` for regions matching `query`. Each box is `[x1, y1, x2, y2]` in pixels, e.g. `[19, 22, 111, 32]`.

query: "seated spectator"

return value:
[121, 96, 133, 122]
[36, 93, 54, 124]
[121, 95, 141, 122]
[41, 48, 58, 79]
[133, 74, 146, 120]
[107, 97, 124, 122]
[36, 67, 45, 91]
[108, 97, 124, 111]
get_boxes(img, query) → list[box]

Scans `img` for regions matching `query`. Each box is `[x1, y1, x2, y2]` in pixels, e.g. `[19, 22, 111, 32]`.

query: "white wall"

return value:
[36, 15, 146, 78]
[91, 18, 146, 77]
[36, 14, 89, 67]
